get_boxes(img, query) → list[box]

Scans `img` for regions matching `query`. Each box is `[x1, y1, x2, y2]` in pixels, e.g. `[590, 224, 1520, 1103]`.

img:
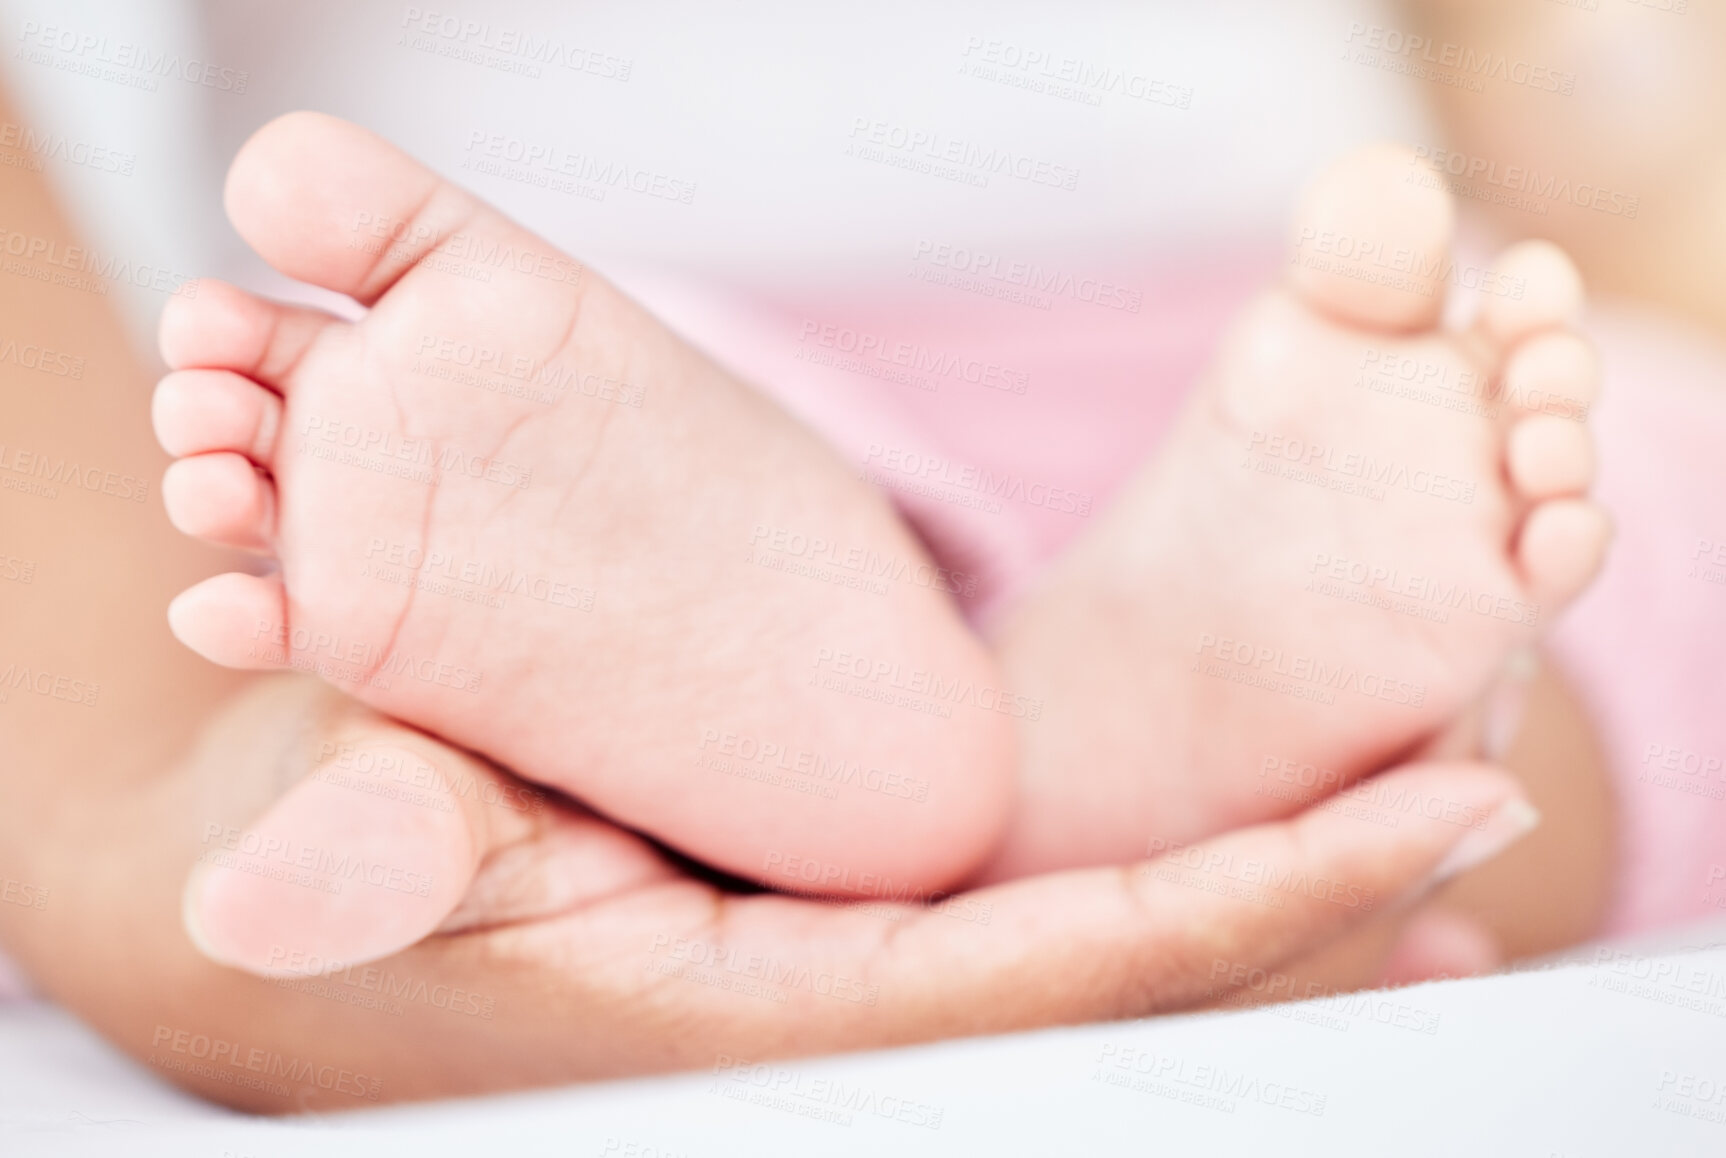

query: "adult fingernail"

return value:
[180, 864, 231, 965]
[1482, 647, 1540, 761]
[1430, 796, 1541, 887]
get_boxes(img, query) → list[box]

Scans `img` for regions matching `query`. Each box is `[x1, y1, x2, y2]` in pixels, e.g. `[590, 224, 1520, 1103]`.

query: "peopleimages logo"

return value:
[0, 227, 198, 298]
[700, 727, 931, 802]
[149, 1025, 381, 1100]
[1092, 1043, 1328, 1116]
[648, 934, 880, 1006]
[797, 320, 1030, 396]
[862, 442, 1094, 517]
[1341, 23, 1576, 95]
[1410, 146, 1639, 219]
[1146, 837, 1379, 911]
[199, 823, 437, 898]
[0, 121, 135, 175]
[463, 131, 696, 204]
[0, 442, 149, 504]
[910, 240, 1143, 313]
[399, 7, 633, 80]
[750, 522, 981, 599]
[15, 21, 249, 92]
[848, 117, 1080, 191]
[958, 37, 1193, 110]
[710, 1055, 945, 1129]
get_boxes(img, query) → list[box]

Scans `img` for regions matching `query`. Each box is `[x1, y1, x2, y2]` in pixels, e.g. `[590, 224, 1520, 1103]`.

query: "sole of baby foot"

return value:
[155, 112, 1015, 895]
[981, 143, 1610, 880]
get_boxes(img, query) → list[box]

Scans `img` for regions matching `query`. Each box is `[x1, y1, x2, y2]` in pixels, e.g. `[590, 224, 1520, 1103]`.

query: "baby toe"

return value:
[153, 369, 283, 462]
[1498, 331, 1599, 423]
[159, 278, 335, 388]
[1516, 499, 1612, 609]
[167, 572, 289, 670]
[1507, 415, 1595, 500]
[1287, 144, 1455, 333]
[162, 452, 277, 550]
[1477, 241, 1584, 347]
[226, 110, 480, 306]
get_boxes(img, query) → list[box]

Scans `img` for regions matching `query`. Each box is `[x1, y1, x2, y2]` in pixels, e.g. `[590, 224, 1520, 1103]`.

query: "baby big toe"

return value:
[1288, 143, 1455, 333]
[225, 111, 478, 306]
[162, 452, 277, 550]
[1517, 499, 1612, 609]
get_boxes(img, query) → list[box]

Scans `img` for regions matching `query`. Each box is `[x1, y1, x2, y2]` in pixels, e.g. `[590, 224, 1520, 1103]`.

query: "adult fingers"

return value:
[176, 692, 633, 977]
[604, 760, 1536, 1061]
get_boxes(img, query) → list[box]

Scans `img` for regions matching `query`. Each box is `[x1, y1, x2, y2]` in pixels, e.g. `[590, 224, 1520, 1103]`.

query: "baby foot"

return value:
[984, 144, 1609, 878]
[153, 113, 1014, 894]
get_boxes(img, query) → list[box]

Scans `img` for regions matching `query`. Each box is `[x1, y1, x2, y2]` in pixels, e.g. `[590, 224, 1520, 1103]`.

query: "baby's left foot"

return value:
[984, 145, 1609, 878]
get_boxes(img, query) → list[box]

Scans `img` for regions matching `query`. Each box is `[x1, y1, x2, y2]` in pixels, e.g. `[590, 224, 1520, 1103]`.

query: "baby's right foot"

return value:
[985, 145, 1610, 879]
[153, 113, 1014, 894]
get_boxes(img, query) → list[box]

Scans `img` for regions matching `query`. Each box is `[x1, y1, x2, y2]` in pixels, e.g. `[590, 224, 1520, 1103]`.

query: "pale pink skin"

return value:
[980, 145, 1610, 879]
[155, 120, 1605, 954]
[157, 678, 1536, 1102]
[154, 112, 1015, 898]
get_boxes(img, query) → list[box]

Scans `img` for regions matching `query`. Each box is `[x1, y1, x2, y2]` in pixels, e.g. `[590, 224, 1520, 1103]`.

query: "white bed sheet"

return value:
[5, 921, 1726, 1157]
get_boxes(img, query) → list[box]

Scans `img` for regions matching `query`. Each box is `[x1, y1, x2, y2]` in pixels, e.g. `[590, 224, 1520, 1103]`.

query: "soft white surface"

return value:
[0, 0, 1433, 339]
[6, 927, 1726, 1155]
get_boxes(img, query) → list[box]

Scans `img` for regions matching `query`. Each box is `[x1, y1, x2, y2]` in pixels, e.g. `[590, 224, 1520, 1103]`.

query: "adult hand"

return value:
[89, 678, 1537, 1110]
